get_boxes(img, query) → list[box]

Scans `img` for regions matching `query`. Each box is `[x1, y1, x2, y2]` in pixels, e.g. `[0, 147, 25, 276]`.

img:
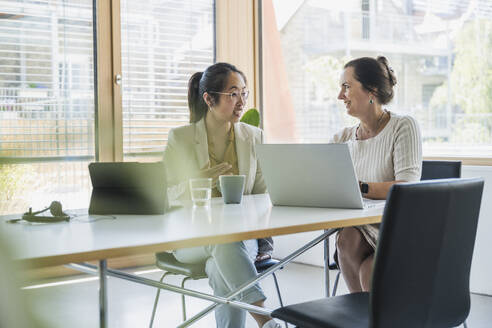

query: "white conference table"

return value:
[1, 194, 383, 327]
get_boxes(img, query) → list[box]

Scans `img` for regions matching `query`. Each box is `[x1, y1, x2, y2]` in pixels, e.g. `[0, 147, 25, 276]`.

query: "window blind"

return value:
[0, 0, 95, 161]
[120, 0, 215, 160]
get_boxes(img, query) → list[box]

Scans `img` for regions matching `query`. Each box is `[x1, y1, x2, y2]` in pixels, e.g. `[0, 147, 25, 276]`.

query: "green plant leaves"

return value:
[240, 108, 260, 127]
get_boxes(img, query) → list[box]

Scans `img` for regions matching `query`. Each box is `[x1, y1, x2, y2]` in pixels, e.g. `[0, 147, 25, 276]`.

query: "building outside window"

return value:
[262, 0, 492, 158]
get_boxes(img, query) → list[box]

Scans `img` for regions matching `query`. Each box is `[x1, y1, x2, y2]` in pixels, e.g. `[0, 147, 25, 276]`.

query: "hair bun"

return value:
[377, 56, 397, 86]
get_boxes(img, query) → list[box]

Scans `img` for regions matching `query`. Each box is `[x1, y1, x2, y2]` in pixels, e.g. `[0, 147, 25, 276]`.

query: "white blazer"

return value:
[163, 118, 267, 202]
[163, 118, 273, 255]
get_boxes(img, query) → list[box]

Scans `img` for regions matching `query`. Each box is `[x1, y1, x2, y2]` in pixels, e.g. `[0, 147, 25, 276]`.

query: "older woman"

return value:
[163, 62, 279, 328]
[333, 56, 422, 292]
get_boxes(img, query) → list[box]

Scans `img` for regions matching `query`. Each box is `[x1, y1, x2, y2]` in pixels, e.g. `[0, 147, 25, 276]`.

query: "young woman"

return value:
[333, 56, 422, 292]
[163, 62, 278, 328]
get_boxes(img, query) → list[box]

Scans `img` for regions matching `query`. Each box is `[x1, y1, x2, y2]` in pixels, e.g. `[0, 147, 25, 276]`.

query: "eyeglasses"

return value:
[209, 90, 249, 102]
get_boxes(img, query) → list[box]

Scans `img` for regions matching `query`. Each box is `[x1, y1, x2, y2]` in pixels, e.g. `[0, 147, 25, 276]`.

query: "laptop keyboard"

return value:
[362, 198, 386, 209]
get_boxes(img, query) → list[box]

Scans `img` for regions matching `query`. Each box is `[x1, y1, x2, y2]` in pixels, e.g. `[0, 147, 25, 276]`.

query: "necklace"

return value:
[356, 110, 388, 140]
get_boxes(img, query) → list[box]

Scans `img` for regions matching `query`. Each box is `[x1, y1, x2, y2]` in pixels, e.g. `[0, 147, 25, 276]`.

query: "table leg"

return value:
[324, 230, 330, 297]
[99, 259, 108, 328]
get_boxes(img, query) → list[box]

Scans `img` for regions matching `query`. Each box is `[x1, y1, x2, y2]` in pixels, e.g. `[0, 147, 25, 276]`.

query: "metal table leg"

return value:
[99, 259, 108, 328]
[324, 230, 330, 297]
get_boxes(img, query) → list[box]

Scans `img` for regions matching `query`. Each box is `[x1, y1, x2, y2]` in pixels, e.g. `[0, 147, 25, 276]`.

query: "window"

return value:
[0, 0, 216, 215]
[120, 0, 215, 161]
[0, 0, 95, 214]
[262, 0, 492, 158]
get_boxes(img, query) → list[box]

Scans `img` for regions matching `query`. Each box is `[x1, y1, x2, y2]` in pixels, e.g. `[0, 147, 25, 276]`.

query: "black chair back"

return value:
[370, 178, 484, 328]
[421, 160, 461, 180]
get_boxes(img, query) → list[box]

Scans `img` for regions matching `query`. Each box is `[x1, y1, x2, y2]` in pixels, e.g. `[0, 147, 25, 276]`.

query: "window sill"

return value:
[423, 156, 492, 166]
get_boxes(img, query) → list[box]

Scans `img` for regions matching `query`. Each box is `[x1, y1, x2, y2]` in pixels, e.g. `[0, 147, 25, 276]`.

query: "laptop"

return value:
[88, 162, 169, 214]
[256, 144, 385, 209]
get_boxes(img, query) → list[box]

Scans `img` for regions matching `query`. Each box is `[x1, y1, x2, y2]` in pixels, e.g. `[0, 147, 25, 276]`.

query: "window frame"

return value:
[97, 0, 259, 162]
[95, 0, 122, 162]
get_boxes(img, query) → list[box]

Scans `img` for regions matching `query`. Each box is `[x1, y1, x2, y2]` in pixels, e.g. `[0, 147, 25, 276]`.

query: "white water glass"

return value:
[189, 178, 212, 206]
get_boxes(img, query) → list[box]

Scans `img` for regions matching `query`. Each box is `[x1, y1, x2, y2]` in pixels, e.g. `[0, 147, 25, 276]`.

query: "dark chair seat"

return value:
[328, 262, 338, 270]
[156, 253, 282, 277]
[155, 252, 207, 278]
[272, 292, 369, 328]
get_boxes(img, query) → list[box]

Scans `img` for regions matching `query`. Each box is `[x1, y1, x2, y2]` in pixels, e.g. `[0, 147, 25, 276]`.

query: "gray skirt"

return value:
[355, 223, 380, 250]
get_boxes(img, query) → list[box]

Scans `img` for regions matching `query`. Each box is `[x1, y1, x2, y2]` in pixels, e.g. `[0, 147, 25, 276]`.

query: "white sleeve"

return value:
[393, 116, 422, 181]
[163, 129, 189, 202]
[252, 128, 267, 194]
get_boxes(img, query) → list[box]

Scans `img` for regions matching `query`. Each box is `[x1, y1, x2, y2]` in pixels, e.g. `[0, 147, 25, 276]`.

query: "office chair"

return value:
[272, 178, 483, 328]
[329, 160, 462, 297]
[421, 160, 461, 181]
[149, 252, 286, 327]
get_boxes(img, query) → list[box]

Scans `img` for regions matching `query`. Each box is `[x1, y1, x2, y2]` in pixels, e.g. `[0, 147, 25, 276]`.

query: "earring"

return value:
[369, 99, 374, 104]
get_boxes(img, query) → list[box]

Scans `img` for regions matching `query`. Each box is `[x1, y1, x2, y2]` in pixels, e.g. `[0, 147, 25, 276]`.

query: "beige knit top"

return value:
[331, 111, 423, 184]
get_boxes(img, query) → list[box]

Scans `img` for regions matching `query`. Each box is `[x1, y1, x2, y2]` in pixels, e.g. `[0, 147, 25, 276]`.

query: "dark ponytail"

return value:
[188, 72, 207, 123]
[187, 62, 246, 123]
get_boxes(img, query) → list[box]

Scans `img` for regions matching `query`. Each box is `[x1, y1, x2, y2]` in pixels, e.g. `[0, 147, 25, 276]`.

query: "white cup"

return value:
[189, 178, 212, 206]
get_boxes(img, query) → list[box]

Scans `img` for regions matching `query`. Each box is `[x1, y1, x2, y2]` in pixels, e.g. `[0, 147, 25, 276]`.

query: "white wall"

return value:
[272, 165, 492, 295]
[463, 166, 492, 295]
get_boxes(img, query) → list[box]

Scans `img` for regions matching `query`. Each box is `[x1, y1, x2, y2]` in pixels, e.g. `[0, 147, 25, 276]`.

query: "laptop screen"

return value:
[256, 143, 365, 209]
[88, 162, 168, 214]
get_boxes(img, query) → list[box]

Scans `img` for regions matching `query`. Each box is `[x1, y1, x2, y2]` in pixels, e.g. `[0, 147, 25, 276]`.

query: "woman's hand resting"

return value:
[199, 162, 233, 186]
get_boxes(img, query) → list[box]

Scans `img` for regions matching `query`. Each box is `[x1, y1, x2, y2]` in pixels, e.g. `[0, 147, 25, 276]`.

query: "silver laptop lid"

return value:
[256, 143, 364, 209]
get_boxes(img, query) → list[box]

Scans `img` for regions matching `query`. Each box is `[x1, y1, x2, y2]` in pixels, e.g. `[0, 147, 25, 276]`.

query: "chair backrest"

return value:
[421, 160, 461, 180]
[370, 178, 484, 328]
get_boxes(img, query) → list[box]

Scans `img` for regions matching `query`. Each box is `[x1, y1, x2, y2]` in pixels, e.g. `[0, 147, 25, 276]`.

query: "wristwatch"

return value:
[360, 182, 369, 194]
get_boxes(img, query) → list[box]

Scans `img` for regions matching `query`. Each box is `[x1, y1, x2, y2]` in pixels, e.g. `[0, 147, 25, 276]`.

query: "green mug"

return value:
[218, 175, 246, 204]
